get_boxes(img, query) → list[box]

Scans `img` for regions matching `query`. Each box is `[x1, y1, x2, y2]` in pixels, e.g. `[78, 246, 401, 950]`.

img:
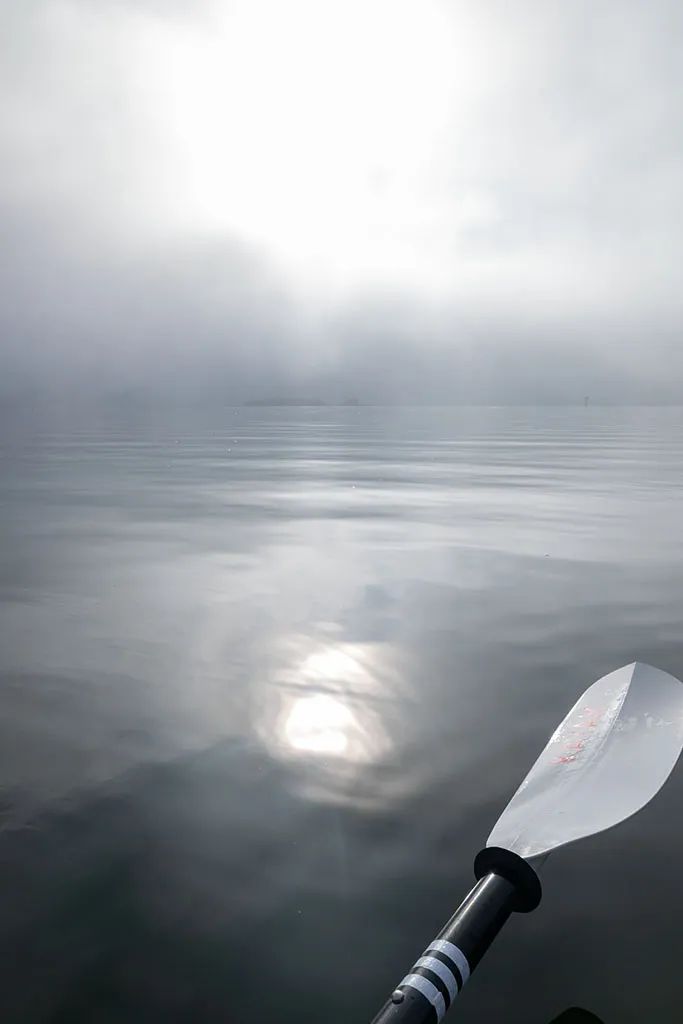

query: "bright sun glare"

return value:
[268, 643, 388, 761]
[284, 694, 354, 754]
[134, 0, 470, 291]
[281, 646, 366, 757]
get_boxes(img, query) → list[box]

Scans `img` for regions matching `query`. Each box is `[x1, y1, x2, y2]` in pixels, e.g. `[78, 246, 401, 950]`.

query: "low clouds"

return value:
[1, 0, 682, 402]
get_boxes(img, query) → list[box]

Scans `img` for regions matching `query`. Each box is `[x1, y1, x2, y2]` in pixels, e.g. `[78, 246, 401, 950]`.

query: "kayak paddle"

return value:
[371, 662, 683, 1023]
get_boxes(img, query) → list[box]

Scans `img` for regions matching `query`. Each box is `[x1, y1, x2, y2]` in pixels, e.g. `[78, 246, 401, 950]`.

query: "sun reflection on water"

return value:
[284, 694, 354, 754]
[259, 639, 397, 768]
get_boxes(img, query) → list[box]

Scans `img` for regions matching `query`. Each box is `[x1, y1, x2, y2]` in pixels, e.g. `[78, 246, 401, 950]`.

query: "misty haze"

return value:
[1, 3, 683, 1023]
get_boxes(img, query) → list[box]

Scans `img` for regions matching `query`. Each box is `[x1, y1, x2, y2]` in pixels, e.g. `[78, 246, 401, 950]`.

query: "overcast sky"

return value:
[1, 0, 682, 403]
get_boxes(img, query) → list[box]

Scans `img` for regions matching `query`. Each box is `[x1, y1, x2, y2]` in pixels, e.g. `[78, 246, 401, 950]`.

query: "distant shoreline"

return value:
[244, 398, 325, 407]
[244, 397, 360, 407]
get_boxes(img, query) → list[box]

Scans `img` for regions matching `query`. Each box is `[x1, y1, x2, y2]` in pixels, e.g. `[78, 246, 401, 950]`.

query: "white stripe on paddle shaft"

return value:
[399, 975, 447, 1022]
[413, 956, 459, 1001]
[425, 939, 471, 986]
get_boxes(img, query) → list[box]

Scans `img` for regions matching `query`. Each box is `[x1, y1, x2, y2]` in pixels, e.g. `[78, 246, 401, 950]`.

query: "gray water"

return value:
[1, 405, 683, 1023]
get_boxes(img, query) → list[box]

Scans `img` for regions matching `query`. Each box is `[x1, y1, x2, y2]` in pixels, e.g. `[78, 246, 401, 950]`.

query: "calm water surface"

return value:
[1, 406, 683, 1023]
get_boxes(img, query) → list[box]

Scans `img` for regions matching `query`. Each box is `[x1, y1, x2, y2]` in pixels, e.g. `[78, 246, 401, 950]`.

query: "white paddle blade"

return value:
[488, 662, 683, 860]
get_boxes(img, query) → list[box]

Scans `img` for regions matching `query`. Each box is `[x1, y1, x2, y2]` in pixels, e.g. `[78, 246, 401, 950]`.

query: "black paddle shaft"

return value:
[370, 849, 541, 1024]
